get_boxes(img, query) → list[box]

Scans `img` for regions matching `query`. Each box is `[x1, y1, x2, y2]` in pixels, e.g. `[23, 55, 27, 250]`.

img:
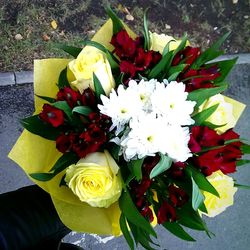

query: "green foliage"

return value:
[55, 44, 82, 58]
[192, 103, 219, 125]
[150, 154, 172, 179]
[30, 152, 78, 181]
[20, 115, 62, 140]
[162, 222, 195, 241]
[128, 158, 144, 181]
[58, 67, 70, 89]
[105, 6, 124, 34]
[93, 73, 106, 101]
[72, 106, 93, 116]
[35, 95, 56, 103]
[191, 32, 231, 69]
[143, 8, 151, 51]
[188, 84, 228, 107]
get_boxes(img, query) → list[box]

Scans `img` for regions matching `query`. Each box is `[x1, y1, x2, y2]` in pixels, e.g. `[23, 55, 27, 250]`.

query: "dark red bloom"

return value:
[168, 185, 189, 207]
[143, 155, 161, 176]
[189, 126, 223, 153]
[183, 65, 220, 92]
[141, 205, 154, 223]
[81, 88, 96, 108]
[111, 30, 137, 60]
[57, 87, 80, 108]
[39, 104, 64, 127]
[172, 46, 201, 66]
[80, 124, 106, 144]
[196, 144, 242, 176]
[120, 61, 137, 82]
[56, 132, 76, 153]
[135, 48, 153, 70]
[157, 201, 177, 224]
[221, 129, 241, 147]
[169, 162, 186, 178]
[88, 112, 112, 132]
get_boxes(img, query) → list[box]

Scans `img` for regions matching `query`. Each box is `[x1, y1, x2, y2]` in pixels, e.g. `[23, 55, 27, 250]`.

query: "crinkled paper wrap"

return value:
[8, 19, 246, 236]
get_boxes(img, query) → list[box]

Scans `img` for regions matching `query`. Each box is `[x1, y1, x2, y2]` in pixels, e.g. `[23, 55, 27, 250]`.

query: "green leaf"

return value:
[53, 101, 73, 121]
[20, 115, 62, 140]
[168, 72, 181, 81]
[49, 152, 79, 173]
[59, 174, 67, 187]
[72, 106, 93, 116]
[143, 8, 151, 51]
[35, 95, 56, 103]
[206, 57, 238, 84]
[105, 6, 124, 34]
[198, 202, 208, 213]
[55, 44, 82, 58]
[162, 222, 196, 241]
[177, 205, 206, 231]
[187, 165, 219, 197]
[192, 32, 231, 69]
[202, 121, 227, 130]
[150, 154, 172, 179]
[29, 172, 55, 181]
[148, 51, 173, 79]
[241, 144, 250, 154]
[128, 158, 144, 181]
[30, 152, 78, 181]
[93, 73, 106, 101]
[119, 191, 157, 238]
[172, 33, 188, 56]
[192, 104, 219, 126]
[188, 84, 228, 107]
[191, 176, 205, 211]
[120, 214, 135, 250]
[58, 67, 70, 89]
[168, 64, 187, 76]
[237, 159, 250, 166]
[234, 183, 250, 189]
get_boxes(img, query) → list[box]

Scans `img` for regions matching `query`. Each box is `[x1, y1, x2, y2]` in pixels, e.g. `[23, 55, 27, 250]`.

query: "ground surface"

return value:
[0, 62, 250, 249]
[0, 0, 250, 72]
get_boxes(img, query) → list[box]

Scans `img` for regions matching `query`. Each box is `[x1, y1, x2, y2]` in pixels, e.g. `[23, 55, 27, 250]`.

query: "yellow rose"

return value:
[65, 150, 122, 208]
[68, 46, 115, 95]
[150, 32, 182, 53]
[203, 170, 237, 217]
[199, 94, 237, 134]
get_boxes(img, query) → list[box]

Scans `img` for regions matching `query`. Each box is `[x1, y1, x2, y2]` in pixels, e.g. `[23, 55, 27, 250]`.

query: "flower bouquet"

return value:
[9, 6, 250, 250]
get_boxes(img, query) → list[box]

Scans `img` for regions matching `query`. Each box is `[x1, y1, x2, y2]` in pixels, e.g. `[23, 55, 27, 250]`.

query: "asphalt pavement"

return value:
[0, 57, 250, 249]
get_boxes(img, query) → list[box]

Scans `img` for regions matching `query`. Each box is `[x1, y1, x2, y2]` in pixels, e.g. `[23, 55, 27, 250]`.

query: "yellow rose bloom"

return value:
[199, 94, 237, 134]
[150, 32, 183, 53]
[68, 46, 115, 95]
[65, 150, 122, 208]
[203, 170, 237, 217]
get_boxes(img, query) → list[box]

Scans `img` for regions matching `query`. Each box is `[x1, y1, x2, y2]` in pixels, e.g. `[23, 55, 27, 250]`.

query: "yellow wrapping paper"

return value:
[8, 18, 245, 236]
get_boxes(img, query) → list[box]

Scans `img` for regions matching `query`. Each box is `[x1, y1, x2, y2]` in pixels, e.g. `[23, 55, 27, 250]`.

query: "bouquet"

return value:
[9, 7, 250, 249]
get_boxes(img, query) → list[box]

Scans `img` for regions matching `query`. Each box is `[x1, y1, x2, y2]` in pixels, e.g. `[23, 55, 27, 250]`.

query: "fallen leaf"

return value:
[15, 34, 23, 40]
[126, 14, 134, 21]
[165, 24, 171, 30]
[42, 34, 50, 41]
[51, 20, 58, 29]
[232, 0, 238, 4]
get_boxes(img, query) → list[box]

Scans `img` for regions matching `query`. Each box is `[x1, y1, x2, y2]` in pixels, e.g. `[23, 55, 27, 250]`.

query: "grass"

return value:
[0, 0, 249, 72]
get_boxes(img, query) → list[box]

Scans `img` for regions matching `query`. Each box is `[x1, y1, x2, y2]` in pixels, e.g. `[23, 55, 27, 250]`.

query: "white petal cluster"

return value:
[98, 79, 196, 162]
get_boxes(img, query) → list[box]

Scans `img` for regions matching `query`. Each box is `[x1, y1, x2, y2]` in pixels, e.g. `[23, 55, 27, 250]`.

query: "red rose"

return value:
[157, 201, 177, 224]
[39, 104, 64, 127]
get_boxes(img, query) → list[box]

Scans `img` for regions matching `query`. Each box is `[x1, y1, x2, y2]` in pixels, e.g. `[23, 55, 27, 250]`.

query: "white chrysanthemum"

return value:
[161, 125, 192, 162]
[98, 85, 142, 134]
[120, 114, 165, 160]
[151, 81, 196, 125]
[127, 79, 158, 111]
